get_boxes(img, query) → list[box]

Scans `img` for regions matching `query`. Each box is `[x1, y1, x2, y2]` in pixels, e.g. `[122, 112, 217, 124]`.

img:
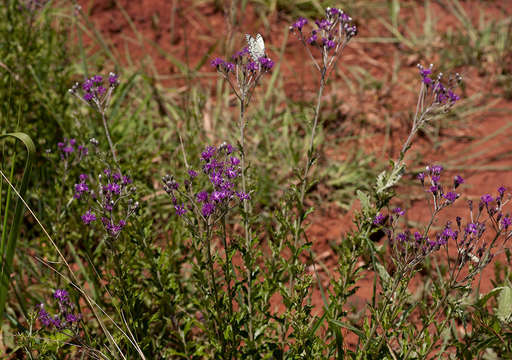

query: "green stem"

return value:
[238, 99, 254, 345]
[101, 111, 119, 165]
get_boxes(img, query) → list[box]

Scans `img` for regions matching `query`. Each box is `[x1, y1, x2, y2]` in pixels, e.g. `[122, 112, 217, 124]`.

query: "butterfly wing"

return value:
[254, 33, 265, 58]
[246, 33, 265, 61]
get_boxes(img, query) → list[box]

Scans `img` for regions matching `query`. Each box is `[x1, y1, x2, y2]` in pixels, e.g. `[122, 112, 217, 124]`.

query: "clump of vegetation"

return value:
[2, 1, 512, 359]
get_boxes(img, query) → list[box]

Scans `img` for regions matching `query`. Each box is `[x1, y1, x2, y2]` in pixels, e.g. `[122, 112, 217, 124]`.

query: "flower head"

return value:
[481, 194, 494, 205]
[81, 210, 96, 225]
[373, 212, 386, 225]
[454, 175, 464, 188]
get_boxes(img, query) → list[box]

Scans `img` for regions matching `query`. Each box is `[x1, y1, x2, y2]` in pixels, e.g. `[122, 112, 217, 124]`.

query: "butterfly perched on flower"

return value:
[245, 33, 266, 61]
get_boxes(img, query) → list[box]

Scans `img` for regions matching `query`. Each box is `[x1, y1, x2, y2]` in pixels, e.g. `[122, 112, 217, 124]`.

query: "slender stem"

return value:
[239, 99, 254, 344]
[205, 225, 224, 352]
[222, 217, 234, 318]
[101, 111, 119, 165]
[289, 72, 326, 295]
[359, 272, 403, 357]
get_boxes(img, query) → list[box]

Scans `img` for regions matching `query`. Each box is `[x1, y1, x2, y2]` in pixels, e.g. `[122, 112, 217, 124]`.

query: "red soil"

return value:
[78, 0, 512, 351]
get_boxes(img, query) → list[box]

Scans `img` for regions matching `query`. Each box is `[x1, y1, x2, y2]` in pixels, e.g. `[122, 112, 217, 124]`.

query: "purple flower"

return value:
[122, 175, 132, 185]
[201, 146, 216, 161]
[211, 57, 225, 67]
[211, 191, 226, 202]
[442, 227, 455, 238]
[417, 172, 425, 183]
[79, 174, 88, 182]
[81, 210, 96, 225]
[501, 216, 512, 230]
[307, 33, 318, 44]
[196, 191, 209, 203]
[83, 92, 93, 101]
[225, 167, 238, 179]
[315, 19, 331, 30]
[174, 204, 186, 216]
[63, 145, 74, 154]
[465, 223, 478, 234]
[419, 68, 432, 77]
[97, 86, 106, 95]
[392, 207, 405, 216]
[82, 79, 93, 91]
[232, 47, 249, 60]
[498, 186, 506, 197]
[247, 61, 259, 71]
[431, 175, 440, 184]
[327, 7, 341, 16]
[66, 313, 80, 323]
[230, 157, 240, 166]
[443, 191, 459, 203]
[396, 232, 407, 242]
[220, 143, 234, 154]
[92, 75, 103, 83]
[105, 183, 121, 195]
[259, 57, 274, 70]
[77, 145, 88, 156]
[429, 185, 438, 194]
[373, 212, 386, 225]
[112, 172, 122, 182]
[53, 289, 69, 304]
[225, 62, 235, 72]
[109, 72, 119, 86]
[454, 175, 464, 188]
[202, 202, 216, 217]
[236, 191, 250, 201]
[428, 165, 443, 175]
[209, 170, 223, 187]
[323, 38, 336, 49]
[38, 304, 52, 327]
[291, 17, 308, 31]
[74, 181, 89, 198]
[188, 169, 198, 178]
[481, 194, 493, 205]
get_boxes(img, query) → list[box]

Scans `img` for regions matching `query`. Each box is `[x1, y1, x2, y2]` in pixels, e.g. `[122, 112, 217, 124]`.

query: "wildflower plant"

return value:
[69, 73, 121, 164]
[37, 289, 82, 331]
[8, 2, 512, 359]
[75, 168, 138, 239]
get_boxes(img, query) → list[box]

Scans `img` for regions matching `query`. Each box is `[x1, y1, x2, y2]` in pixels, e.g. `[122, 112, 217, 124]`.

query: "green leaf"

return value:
[0, 132, 35, 321]
[375, 263, 391, 287]
[356, 190, 371, 211]
[496, 286, 512, 322]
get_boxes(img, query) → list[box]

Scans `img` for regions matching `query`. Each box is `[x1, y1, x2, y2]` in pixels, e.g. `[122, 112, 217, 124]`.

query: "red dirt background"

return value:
[77, 0, 512, 350]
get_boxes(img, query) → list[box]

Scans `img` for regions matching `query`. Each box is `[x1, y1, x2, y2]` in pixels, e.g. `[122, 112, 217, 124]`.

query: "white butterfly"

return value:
[245, 33, 266, 61]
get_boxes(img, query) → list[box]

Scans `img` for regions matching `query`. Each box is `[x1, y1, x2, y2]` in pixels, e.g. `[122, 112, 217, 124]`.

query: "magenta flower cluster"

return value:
[75, 168, 138, 238]
[417, 165, 463, 210]
[69, 72, 119, 111]
[37, 289, 81, 330]
[417, 64, 461, 106]
[163, 143, 249, 219]
[290, 7, 357, 53]
[211, 47, 274, 75]
[374, 165, 510, 270]
[57, 138, 88, 163]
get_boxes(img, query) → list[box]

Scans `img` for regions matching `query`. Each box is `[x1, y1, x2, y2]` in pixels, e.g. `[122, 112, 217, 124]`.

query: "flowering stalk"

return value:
[377, 65, 462, 194]
[211, 41, 274, 345]
[69, 73, 120, 166]
[287, 7, 356, 336]
[163, 143, 248, 354]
